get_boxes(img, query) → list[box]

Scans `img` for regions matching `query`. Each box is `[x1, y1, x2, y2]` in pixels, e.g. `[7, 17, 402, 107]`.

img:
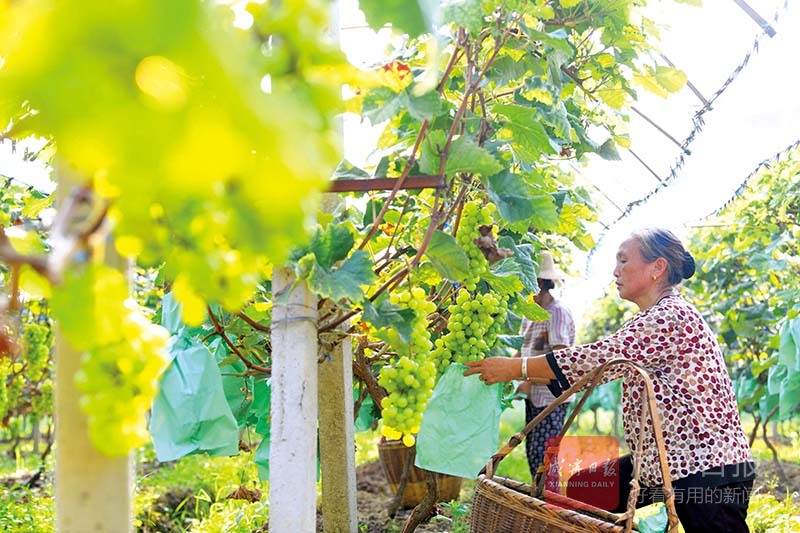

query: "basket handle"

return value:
[479, 358, 679, 532]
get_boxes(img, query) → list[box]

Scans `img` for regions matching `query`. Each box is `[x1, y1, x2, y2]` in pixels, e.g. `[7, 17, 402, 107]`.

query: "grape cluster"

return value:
[22, 323, 50, 381]
[432, 288, 507, 374]
[30, 380, 53, 422]
[378, 356, 437, 447]
[0, 360, 10, 419]
[377, 287, 438, 446]
[75, 304, 170, 457]
[456, 200, 495, 290]
[388, 287, 436, 358]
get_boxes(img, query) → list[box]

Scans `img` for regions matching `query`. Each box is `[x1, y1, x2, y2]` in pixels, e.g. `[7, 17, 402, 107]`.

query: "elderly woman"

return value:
[464, 228, 754, 532]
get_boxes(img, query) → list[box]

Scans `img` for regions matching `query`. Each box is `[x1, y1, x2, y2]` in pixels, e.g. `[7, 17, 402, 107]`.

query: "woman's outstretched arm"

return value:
[463, 355, 555, 385]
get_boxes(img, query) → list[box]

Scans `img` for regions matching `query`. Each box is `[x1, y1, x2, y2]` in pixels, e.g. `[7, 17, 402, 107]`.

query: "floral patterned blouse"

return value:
[547, 293, 754, 487]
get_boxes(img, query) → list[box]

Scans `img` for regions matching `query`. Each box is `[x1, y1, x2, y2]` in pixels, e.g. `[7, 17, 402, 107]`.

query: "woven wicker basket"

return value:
[378, 440, 463, 508]
[470, 359, 680, 533]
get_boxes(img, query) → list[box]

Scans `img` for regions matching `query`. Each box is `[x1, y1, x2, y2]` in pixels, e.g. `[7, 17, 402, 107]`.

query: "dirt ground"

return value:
[752, 455, 800, 502]
[333, 461, 466, 533]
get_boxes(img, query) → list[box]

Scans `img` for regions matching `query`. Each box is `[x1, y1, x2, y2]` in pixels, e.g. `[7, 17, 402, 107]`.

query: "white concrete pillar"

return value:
[269, 267, 319, 531]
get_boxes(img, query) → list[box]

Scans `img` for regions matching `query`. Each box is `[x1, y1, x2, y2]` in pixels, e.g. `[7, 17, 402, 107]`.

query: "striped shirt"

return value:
[519, 299, 576, 407]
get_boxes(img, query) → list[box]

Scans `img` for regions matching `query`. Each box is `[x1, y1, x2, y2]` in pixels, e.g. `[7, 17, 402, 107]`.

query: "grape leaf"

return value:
[496, 238, 538, 293]
[403, 87, 443, 121]
[446, 135, 504, 176]
[633, 69, 668, 98]
[363, 87, 404, 125]
[362, 294, 416, 344]
[307, 250, 376, 303]
[441, 0, 484, 36]
[539, 102, 572, 141]
[529, 194, 560, 232]
[487, 171, 536, 223]
[310, 224, 355, 270]
[655, 65, 687, 93]
[419, 130, 503, 177]
[597, 139, 621, 161]
[482, 259, 524, 295]
[493, 104, 556, 162]
[513, 294, 550, 322]
[496, 334, 524, 351]
[332, 160, 370, 180]
[423, 230, 470, 281]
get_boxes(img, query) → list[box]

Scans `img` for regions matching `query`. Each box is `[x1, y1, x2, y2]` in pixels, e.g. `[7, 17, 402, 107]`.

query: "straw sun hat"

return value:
[538, 250, 566, 281]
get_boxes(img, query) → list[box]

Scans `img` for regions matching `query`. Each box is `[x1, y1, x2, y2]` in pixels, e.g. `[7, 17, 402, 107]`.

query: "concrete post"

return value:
[269, 267, 319, 531]
[319, 330, 358, 532]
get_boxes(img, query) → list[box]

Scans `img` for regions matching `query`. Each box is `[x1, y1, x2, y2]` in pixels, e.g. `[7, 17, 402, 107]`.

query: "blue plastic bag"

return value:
[414, 363, 503, 479]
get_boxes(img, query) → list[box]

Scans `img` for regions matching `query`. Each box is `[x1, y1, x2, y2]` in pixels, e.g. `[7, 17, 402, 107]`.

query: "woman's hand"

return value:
[463, 357, 520, 385]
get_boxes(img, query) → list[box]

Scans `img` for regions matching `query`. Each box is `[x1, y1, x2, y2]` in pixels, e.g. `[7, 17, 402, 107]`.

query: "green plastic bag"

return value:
[148, 336, 240, 461]
[354, 390, 377, 433]
[414, 363, 503, 479]
[637, 504, 668, 533]
[148, 294, 239, 462]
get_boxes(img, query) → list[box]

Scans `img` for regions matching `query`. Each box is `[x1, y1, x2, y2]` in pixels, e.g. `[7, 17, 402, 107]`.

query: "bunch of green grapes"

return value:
[388, 287, 436, 358]
[0, 359, 10, 419]
[456, 200, 495, 290]
[432, 288, 508, 374]
[22, 322, 51, 381]
[378, 356, 437, 447]
[30, 380, 53, 422]
[75, 304, 170, 457]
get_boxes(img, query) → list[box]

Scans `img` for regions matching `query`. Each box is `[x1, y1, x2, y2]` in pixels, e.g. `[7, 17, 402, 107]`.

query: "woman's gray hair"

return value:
[631, 228, 696, 285]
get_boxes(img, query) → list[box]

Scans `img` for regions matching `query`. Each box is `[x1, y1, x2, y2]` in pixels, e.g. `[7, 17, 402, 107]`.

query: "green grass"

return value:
[494, 401, 532, 481]
[747, 492, 800, 533]
[0, 440, 55, 533]
[135, 446, 268, 533]
[355, 429, 381, 465]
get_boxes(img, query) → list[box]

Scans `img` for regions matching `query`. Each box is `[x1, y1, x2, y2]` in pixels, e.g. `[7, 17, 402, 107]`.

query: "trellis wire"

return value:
[592, 1, 789, 249]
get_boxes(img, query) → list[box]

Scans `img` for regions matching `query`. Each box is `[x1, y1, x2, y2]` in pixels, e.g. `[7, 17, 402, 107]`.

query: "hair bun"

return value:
[682, 250, 696, 279]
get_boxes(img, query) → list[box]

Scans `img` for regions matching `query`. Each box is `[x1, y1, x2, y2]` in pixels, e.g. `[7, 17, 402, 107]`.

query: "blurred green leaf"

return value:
[359, 0, 429, 36]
